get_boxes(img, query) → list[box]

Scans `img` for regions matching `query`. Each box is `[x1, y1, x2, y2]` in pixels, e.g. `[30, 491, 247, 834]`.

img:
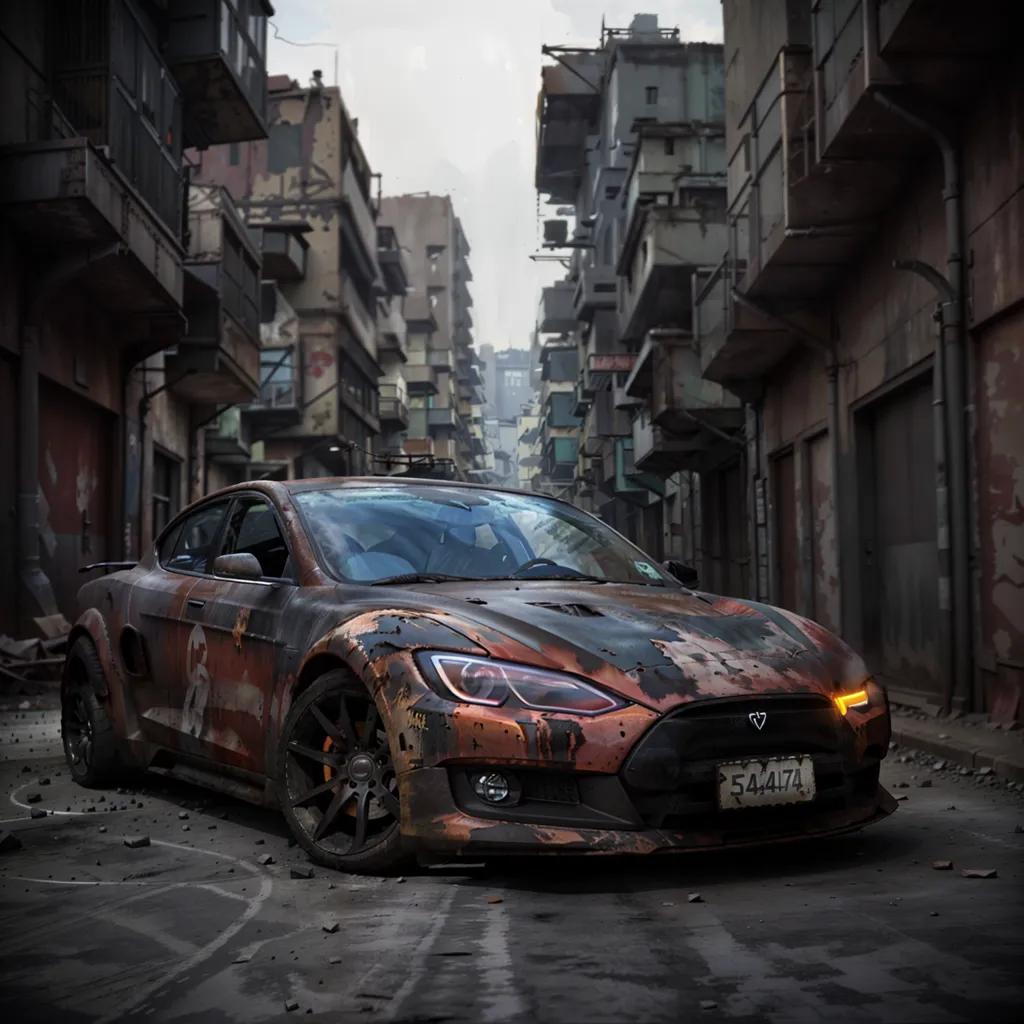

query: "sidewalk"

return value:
[890, 705, 1024, 784]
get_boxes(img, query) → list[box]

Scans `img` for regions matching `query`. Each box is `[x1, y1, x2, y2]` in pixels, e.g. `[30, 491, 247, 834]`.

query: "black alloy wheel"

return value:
[62, 637, 122, 787]
[277, 670, 407, 874]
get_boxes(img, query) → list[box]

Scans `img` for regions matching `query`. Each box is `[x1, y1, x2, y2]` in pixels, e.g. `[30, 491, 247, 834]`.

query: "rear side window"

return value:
[220, 498, 291, 578]
[161, 502, 229, 574]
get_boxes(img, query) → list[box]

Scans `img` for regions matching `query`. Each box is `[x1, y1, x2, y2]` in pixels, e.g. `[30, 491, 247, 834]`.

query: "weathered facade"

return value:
[532, 3, 1024, 723]
[192, 74, 385, 480]
[378, 195, 489, 481]
[0, 0, 272, 634]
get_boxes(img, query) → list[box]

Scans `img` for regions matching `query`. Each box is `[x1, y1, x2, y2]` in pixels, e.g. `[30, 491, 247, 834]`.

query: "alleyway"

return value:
[1, 708, 1021, 1023]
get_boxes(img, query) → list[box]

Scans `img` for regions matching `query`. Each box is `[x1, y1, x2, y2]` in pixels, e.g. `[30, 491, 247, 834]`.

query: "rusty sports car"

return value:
[62, 478, 895, 872]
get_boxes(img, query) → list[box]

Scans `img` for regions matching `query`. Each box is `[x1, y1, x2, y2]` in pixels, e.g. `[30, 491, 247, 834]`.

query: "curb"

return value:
[890, 723, 1024, 784]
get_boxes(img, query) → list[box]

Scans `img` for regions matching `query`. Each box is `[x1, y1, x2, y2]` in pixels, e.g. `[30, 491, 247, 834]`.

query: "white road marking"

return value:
[382, 885, 458, 1022]
[476, 897, 527, 1023]
[91, 910, 199, 957]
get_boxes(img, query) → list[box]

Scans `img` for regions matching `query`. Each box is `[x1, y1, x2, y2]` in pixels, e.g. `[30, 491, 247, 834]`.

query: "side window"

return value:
[220, 498, 291, 579]
[163, 503, 230, 574]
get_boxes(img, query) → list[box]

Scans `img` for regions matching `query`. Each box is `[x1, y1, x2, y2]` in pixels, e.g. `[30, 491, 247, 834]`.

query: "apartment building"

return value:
[377, 195, 488, 481]
[0, 0, 272, 633]
[192, 72, 386, 480]
[532, 14, 728, 565]
[532, 3, 1024, 724]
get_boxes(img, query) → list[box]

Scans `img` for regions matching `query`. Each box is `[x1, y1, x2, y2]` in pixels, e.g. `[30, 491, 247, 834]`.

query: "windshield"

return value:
[293, 485, 671, 585]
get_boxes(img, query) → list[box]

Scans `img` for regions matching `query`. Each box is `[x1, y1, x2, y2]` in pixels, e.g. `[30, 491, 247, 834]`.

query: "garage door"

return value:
[868, 377, 940, 699]
[38, 379, 116, 622]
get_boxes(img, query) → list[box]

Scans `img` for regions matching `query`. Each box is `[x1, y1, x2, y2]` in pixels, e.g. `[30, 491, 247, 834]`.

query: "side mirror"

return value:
[212, 553, 263, 580]
[662, 559, 699, 588]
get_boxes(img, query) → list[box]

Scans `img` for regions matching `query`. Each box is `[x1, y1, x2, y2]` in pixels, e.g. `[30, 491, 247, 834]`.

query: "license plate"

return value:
[717, 755, 816, 810]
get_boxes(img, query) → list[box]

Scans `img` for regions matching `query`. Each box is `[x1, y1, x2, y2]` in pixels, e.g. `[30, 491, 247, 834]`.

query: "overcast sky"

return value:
[267, 1, 723, 351]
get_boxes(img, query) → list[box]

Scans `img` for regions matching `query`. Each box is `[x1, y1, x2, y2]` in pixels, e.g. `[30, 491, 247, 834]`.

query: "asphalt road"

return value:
[1, 707, 1022, 1023]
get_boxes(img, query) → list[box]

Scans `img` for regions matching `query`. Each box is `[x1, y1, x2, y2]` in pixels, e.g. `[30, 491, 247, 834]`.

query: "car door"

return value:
[172, 494, 299, 775]
[126, 500, 232, 750]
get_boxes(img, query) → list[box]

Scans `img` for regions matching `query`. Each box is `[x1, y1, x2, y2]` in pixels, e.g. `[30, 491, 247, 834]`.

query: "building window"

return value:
[229, 142, 241, 165]
[548, 392, 582, 428]
[664, 137, 675, 155]
[259, 348, 295, 407]
[152, 449, 181, 538]
[645, 86, 658, 105]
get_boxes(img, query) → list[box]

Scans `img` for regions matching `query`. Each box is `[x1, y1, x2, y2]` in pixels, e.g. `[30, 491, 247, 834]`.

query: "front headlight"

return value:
[416, 653, 626, 716]
[834, 678, 885, 715]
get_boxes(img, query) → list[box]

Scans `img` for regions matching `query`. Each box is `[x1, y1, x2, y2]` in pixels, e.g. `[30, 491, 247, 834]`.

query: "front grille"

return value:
[621, 694, 865, 829]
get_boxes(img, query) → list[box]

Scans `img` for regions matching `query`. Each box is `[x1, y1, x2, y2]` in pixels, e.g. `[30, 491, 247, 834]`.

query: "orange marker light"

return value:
[835, 689, 870, 715]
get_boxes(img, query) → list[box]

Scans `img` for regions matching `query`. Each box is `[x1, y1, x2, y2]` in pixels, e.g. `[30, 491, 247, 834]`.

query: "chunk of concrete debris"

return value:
[976, 766, 993, 776]
[39, 777, 50, 786]
[932, 860, 953, 870]
[290, 866, 314, 879]
[688, 893, 703, 903]
[233, 953, 252, 964]
[933, 760, 947, 770]
[25, 792, 41, 804]
[98, 825, 107, 833]
[0, 831, 23, 853]
[960, 868, 997, 879]
[959, 767, 972, 776]
[487, 897, 503, 904]
[181, 825, 190, 832]
[254, 838, 265, 845]
[1014, 825, 1023, 834]
[285, 999, 299, 1012]
[918, 779, 933, 788]
[178, 811, 189, 820]
[323, 921, 340, 934]
[700, 1000, 718, 1010]
[329, 956, 343, 964]
[30, 807, 47, 819]
[124, 835, 151, 849]
[20, 765, 31, 774]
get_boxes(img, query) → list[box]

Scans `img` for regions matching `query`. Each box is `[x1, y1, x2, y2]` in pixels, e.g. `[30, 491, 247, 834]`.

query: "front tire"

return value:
[62, 638, 122, 787]
[277, 670, 408, 874]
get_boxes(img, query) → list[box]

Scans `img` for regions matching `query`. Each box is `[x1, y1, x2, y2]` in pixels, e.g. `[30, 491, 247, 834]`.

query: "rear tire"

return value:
[277, 670, 410, 875]
[62, 638, 122, 788]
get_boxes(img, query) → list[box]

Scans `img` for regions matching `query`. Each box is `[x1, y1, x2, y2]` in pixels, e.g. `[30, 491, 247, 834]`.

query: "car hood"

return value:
[356, 580, 870, 714]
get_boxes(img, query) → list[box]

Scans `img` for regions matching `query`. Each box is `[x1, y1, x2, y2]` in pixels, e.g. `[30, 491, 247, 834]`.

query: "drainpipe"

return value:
[874, 92, 972, 712]
[19, 243, 125, 628]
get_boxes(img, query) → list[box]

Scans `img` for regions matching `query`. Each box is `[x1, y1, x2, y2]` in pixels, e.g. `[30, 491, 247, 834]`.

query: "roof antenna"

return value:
[310, 69, 323, 92]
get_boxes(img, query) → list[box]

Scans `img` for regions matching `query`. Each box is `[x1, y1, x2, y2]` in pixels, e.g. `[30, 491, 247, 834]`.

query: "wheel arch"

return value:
[63, 611, 118, 702]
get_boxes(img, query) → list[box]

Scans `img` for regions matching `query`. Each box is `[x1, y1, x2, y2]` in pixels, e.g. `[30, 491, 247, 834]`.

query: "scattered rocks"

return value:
[960, 868, 997, 879]
[700, 1000, 718, 1010]
[329, 956, 343, 964]
[323, 921, 340, 934]
[977, 767, 994, 777]
[929, 911, 939, 917]
[124, 835, 151, 849]
[39, 777, 50, 786]
[285, 999, 299, 1012]
[688, 893, 703, 903]
[895, 782, 909, 788]
[25, 792, 41, 804]
[98, 825, 107, 833]
[918, 779, 933, 788]
[254, 838, 265, 846]
[181, 825, 190, 832]
[290, 866, 314, 880]
[0, 831, 23, 853]
[178, 811, 189, 820]
[20, 765, 31, 774]
[1014, 825, 1023, 834]
[662, 901, 674, 907]
[487, 897, 504, 904]
[30, 807, 47, 819]
[396, 876, 406, 884]
[959, 767, 973, 776]
[932, 860, 953, 870]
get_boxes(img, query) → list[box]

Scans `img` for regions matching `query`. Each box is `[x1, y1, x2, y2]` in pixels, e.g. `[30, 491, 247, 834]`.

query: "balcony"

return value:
[342, 274, 377, 358]
[168, 185, 262, 405]
[404, 364, 439, 394]
[243, 345, 302, 427]
[617, 200, 728, 342]
[405, 437, 458, 463]
[538, 283, 577, 334]
[624, 330, 743, 439]
[165, 0, 272, 147]
[0, 138, 183, 324]
[543, 436, 580, 482]
[811, 0, 1009, 166]
[342, 161, 379, 267]
[632, 409, 709, 476]
[535, 50, 607, 202]
[428, 348, 453, 371]
[591, 388, 633, 439]
[377, 225, 409, 296]
[378, 383, 409, 429]
[582, 352, 636, 396]
[573, 262, 618, 321]
[427, 407, 459, 431]
[696, 256, 818, 395]
[404, 294, 438, 332]
[257, 224, 309, 280]
[206, 407, 251, 463]
[599, 438, 663, 507]
[377, 305, 408, 361]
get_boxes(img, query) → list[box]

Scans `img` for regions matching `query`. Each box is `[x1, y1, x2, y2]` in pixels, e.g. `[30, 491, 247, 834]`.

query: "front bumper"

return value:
[396, 691, 896, 856]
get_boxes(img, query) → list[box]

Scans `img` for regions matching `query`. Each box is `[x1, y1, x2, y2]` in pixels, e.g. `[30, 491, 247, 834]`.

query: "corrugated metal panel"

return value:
[870, 378, 940, 697]
[774, 450, 799, 611]
[809, 433, 839, 631]
[38, 380, 116, 621]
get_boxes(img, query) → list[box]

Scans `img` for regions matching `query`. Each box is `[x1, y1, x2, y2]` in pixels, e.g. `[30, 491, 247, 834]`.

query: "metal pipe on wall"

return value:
[826, 362, 843, 634]
[874, 92, 973, 712]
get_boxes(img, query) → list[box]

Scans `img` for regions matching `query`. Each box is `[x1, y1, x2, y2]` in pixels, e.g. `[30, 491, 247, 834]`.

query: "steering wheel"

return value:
[510, 557, 560, 577]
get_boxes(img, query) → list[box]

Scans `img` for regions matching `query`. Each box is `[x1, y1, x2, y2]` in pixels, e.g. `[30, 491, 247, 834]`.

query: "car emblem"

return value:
[749, 711, 767, 731]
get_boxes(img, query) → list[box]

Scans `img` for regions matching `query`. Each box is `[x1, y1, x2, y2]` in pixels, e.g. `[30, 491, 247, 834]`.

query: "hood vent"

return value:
[527, 602, 603, 618]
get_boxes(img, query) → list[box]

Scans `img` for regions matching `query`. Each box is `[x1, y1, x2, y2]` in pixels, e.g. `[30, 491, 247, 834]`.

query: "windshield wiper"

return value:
[369, 573, 474, 586]
[515, 574, 666, 586]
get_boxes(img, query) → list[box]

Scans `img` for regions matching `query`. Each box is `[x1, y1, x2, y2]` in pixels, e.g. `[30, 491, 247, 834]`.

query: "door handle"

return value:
[187, 599, 205, 610]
